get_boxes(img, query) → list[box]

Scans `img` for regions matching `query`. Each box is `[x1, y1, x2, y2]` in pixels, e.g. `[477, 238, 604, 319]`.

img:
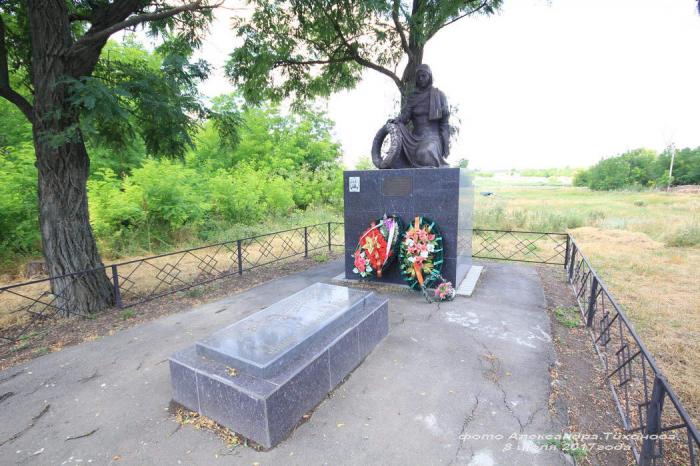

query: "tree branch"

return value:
[0, 16, 33, 122]
[273, 57, 353, 68]
[69, 12, 93, 23]
[324, 9, 402, 89]
[72, 1, 220, 50]
[392, 0, 411, 57]
[67, 1, 221, 78]
[432, 0, 489, 36]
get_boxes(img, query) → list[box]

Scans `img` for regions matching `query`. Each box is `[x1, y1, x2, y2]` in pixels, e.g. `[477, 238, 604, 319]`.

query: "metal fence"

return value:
[472, 229, 568, 265]
[566, 236, 699, 465]
[0, 222, 345, 346]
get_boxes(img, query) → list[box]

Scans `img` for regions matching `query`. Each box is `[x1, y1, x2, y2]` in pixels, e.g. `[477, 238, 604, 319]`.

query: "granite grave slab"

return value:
[169, 283, 389, 448]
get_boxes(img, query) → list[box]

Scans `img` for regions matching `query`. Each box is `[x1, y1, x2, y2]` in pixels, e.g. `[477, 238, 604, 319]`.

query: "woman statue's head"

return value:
[415, 64, 433, 90]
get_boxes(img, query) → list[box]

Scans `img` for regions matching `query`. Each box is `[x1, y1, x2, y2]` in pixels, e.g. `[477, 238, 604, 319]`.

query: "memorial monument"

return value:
[345, 64, 473, 288]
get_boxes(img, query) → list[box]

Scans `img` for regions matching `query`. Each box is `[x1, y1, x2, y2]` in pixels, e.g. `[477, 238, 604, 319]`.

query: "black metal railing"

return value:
[472, 229, 568, 265]
[566, 236, 699, 465]
[0, 222, 345, 347]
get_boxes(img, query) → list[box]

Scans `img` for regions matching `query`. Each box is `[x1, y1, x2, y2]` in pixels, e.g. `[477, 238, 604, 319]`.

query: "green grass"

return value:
[665, 222, 700, 247]
[312, 252, 330, 263]
[473, 184, 699, 245]
[184, 287, 206, 298]
[120, 309, 136, 320]
[540, 437, 588, 462]
[553, 306, 581, 329]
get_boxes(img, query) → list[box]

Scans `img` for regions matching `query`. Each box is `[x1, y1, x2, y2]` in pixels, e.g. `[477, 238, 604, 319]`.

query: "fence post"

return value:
[111, 265, 123, 309]
[564, 235, 571, 270]
[327, 222, 332, 252]
[640, 376, 666, 466]
[304, 227, 309, 258]
[567, 243, 577, 282]
[586, 277, 599, 327]
[237, 240, 243, 275]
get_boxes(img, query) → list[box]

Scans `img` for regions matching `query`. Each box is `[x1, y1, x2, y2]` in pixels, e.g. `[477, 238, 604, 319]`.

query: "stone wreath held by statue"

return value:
[371, 64, 451, 169]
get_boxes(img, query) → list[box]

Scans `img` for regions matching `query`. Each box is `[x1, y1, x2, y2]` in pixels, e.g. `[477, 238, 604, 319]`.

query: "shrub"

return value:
[665, 222, 700, 247]
[0, 144, 40, 255]
[264, 176, 295, 216]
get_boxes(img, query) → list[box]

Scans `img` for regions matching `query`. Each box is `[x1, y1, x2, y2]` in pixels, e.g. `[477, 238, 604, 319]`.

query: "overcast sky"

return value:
[187, 0, 700, 170]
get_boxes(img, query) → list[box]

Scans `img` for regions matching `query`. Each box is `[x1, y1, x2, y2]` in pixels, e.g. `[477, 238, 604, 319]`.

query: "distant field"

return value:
[473, 177, 700, 424]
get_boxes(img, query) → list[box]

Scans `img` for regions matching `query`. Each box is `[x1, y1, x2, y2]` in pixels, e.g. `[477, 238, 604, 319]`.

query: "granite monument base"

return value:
[344, 167, 473, 286]
[169, 283, 389, 449]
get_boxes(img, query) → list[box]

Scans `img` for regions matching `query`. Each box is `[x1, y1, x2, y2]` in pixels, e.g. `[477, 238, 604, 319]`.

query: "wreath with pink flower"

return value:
[352, 215, 404, 278]
[399, 216, 455, 302]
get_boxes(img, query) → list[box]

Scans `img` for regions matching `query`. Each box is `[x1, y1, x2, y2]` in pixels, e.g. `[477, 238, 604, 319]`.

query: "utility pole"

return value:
[667, 143, 676, 191]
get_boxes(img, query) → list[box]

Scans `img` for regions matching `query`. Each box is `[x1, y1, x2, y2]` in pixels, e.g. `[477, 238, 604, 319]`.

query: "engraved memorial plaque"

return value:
[382, 175, 413, 197]
[348, 176, 360, 192]
[196, 283, 371, 378]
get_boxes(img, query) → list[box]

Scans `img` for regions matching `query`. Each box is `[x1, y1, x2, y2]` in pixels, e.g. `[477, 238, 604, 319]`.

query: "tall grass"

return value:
[474, 185, 699, 246]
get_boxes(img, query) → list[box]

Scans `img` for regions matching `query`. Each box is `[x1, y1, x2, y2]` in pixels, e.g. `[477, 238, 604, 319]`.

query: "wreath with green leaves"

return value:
[399, 216, 455, 302]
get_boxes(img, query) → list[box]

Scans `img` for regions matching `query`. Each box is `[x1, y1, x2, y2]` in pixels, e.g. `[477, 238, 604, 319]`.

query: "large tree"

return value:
[226, 0, 502, 105]
[0, 1, 220, 314]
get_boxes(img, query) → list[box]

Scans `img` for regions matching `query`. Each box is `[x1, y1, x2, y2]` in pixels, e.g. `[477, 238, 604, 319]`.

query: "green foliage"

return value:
[354, 156, 375, 170]
[226, 0, 502, 104]
[312, 252, 330, 263]
[67, 39, 211, 158]
[0, 98, 32, 147]
[89, 159, 205, 251]
[187, 102, 341, 173]
[120, 309, 136, 320]
[553, 306, 580, 329]
[655, 147, 700, 186]
[457, 158, 469, 169]
[0, 89, 343, 264]
[0, 144, 39, 254]
[572, 169, 589, 187]
[576, 147, 700, 190]
[80, 102, 343, 258]
[540, 436, 588, 462]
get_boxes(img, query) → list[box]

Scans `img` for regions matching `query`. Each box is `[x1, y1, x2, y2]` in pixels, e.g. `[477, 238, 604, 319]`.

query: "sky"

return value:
[178, 0, 700, 170]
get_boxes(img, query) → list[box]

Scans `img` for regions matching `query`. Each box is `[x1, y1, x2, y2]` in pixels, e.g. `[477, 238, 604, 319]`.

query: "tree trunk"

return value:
[28, 0, 114, 315]
[399, 49, 424, 107]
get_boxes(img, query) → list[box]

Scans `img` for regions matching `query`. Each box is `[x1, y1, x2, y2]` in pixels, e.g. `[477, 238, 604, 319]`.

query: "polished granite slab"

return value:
[169, 284, 389, 449]
[197, 283, 370, 378]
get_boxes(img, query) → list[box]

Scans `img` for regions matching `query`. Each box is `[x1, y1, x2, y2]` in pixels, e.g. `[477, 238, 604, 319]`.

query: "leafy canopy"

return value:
[573, 147, 700, 190]
[225, 0, 502, 104]
[0, 1, 229, 156]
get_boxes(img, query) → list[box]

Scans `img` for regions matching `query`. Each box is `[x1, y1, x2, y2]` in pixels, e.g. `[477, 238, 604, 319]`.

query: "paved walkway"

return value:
[0, 260, 569, 465]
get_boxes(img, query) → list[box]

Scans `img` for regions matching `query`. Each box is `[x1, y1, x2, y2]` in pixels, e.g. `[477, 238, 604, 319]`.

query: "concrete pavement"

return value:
[0, 260, 569, 465]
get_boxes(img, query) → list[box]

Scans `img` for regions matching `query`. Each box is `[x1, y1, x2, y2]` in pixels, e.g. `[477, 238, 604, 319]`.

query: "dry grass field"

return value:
[474, 180, 700, 425]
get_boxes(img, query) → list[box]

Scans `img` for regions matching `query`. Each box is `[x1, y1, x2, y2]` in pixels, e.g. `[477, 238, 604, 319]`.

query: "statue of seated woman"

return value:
[372, 64, 450, 169]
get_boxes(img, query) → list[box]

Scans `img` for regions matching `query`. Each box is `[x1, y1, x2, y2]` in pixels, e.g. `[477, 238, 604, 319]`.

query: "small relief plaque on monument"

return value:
[382, 176, 412, 197]
[348, 176, 360, 192]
